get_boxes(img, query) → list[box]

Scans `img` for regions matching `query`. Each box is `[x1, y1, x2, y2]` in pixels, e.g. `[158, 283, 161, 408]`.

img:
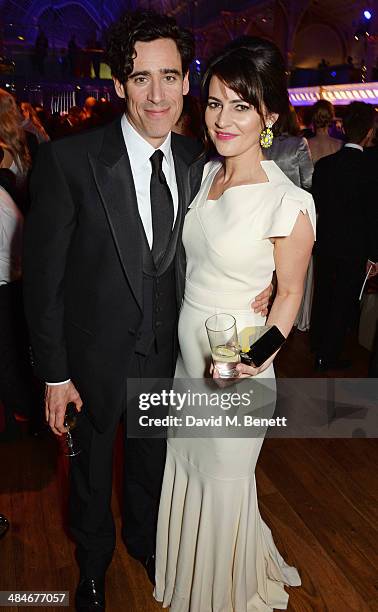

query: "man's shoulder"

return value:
[171, 132, 204, 165]
[48, 118, 120, 159]
[314, 148, 344, 172]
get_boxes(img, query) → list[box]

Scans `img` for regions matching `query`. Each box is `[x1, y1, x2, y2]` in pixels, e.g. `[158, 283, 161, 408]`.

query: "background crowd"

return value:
[0, 85, 377, 444]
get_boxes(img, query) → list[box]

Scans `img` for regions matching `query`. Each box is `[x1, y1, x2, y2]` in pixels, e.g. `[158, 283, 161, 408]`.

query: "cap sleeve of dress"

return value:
[260, 186, 316, 240]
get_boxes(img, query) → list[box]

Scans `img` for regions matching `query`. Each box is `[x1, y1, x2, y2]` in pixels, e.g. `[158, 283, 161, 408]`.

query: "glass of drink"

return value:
[205, 313, 240, 378]
[63, 402, 81, 457]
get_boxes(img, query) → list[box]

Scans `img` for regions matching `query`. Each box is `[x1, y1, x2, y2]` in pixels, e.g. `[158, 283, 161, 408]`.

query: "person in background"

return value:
[81, 96, 100, 128]
[311, 102, 378, 371]
[34, 105, 50, 132]
[34, 27, 48, 76]
[297, 107, 314, 140]
[308, 99, 342, 164]
[20, 102, 50, 144]
[173, 94, 202, 138]
[265, 103, 313, 190]
[68, 34, 79, 77]
[0, 89, 32, 211]
[0, 149, 37, 440]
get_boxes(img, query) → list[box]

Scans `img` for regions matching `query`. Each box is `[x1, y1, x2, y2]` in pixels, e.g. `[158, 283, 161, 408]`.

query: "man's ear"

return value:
[183, 71, 190, 96]
[113, 78, 126, 99]
[362, 127, 374, 147]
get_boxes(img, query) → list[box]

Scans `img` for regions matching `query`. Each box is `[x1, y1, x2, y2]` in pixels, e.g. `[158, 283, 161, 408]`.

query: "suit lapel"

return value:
[169, 135, 200, 299]
[172, 150, 189, 238]
[89, 118, 143, 312]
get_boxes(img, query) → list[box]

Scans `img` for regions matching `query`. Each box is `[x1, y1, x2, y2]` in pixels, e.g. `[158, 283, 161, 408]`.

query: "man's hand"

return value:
[367, 260, 378, 278]
[251, 284, 273, 317]
[45, 381, 83, 436]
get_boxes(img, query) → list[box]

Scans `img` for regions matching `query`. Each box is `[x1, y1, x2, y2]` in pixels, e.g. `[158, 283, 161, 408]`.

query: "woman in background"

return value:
[0, 89, 32, 212]
[308, 99, 342, 164]
[20, 101, 50, 144]
[266, 103, 313, 190]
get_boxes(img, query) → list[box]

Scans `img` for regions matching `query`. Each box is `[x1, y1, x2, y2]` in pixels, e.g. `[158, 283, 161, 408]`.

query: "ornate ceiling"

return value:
[0, 0, 376, 63]
[0, 0, 373, 30]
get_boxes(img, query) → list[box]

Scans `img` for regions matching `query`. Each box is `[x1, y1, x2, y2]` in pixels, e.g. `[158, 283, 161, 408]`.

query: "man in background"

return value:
[311, 101, 378, 370]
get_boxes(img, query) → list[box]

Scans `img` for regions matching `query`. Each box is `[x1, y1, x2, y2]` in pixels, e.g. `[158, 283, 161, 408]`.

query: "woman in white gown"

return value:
[154, 39, 316, 612]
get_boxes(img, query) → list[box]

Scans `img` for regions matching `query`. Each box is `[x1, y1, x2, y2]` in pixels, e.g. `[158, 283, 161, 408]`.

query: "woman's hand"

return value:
[251, 283, 273, 317]
[211, 350, 277, 383]
[211, 361, 239, 387]
[234, 352, 276, 378]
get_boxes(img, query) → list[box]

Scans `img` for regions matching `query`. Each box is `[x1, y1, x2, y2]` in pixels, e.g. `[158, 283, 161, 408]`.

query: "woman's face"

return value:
[205, 75, 266, 158]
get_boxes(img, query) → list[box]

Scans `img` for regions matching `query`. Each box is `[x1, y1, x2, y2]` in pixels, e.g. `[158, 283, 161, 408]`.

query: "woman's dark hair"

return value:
[311, 99, 334, 130]
[105, 10, 195, 84]
[202, 36, 290, 136]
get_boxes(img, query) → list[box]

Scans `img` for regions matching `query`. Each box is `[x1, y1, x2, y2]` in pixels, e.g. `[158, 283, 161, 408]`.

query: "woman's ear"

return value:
[265, 113, 279, 127]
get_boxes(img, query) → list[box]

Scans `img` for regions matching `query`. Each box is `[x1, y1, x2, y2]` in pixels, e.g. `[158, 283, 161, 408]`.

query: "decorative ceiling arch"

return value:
[23, 0, 115, 29]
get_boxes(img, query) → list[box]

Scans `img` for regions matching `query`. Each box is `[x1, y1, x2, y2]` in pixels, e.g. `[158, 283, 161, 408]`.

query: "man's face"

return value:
[114, 38, 189, 147]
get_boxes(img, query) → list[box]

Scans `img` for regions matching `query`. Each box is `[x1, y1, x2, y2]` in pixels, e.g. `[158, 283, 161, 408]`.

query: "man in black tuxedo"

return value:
[23, 11, 269, 610]
[311, 102, 378, 370]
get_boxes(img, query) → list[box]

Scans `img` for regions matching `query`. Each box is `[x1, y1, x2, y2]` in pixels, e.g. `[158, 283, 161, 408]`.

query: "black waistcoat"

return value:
[134, 216, 180, 357]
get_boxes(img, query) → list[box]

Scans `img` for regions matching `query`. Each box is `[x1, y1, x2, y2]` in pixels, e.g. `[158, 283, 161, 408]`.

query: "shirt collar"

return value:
[344, 143, 363, 152]
[121, 114, 172, 172]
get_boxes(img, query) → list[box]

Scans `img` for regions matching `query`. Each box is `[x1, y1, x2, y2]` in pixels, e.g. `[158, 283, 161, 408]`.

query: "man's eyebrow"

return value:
[129, 68, 182, 78]
[160, 68, 181, 75]
[129, 70, 150, 78]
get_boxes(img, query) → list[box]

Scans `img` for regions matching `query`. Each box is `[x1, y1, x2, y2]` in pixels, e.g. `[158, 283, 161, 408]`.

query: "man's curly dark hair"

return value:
[105, 10, 195, 84]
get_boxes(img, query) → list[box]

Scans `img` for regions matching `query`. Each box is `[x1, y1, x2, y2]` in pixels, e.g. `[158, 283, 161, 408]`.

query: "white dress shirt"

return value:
[47, 115, 179, 386]
[344, 143, 363, 152]
[121, 113, 178, 248]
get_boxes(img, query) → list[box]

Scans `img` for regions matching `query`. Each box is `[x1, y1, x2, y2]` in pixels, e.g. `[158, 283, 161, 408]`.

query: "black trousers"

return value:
[310, 253, 365, 361]
[69, 338, 175, 578]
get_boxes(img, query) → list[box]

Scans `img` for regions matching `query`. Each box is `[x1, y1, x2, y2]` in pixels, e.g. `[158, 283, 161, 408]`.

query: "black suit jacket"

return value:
[312, 146, 378, 262]
[23, 117, 204, 431]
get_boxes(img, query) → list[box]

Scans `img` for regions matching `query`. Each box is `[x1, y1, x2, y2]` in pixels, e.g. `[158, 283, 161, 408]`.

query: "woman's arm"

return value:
[236, 211, 314, 377]
[267, 211, 314, 336]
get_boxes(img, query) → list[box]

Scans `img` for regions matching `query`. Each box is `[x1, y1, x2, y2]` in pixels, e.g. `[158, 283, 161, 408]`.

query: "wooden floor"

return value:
[1, 330, 377, 612]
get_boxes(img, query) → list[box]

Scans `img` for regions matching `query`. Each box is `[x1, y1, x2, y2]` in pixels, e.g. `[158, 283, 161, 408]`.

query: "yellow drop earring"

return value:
[260, 120, 274, 149]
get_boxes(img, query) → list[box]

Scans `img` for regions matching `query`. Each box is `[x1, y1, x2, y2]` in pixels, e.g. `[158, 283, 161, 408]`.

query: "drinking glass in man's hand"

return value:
[63, 402, 81, 457]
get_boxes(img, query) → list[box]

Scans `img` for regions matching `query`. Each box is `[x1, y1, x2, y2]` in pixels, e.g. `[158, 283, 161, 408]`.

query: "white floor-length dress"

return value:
[154, 160, 316, 612]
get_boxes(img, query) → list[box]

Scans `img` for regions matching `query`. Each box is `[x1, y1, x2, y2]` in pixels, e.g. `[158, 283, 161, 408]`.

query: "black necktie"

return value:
[150, 150, 174, 267]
